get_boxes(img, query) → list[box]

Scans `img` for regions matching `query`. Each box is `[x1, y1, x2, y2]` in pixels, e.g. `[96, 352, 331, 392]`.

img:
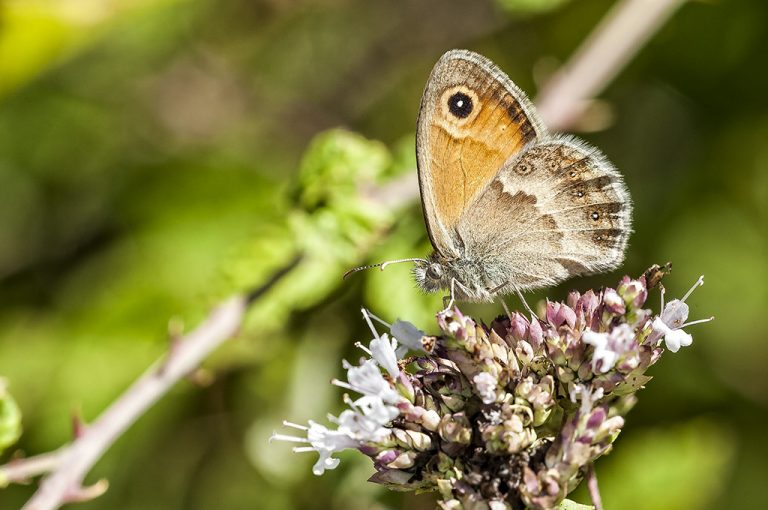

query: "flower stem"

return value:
[587, 464, 604, 510]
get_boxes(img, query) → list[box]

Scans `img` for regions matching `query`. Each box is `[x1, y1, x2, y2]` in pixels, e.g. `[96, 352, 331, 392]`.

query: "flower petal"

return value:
[664, 329, 693, 353]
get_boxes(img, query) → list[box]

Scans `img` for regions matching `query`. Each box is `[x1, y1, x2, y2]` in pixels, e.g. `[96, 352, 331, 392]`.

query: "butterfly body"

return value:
[412, 50, 632, 302]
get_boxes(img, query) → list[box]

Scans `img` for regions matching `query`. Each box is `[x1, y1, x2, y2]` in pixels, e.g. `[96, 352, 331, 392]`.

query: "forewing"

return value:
[416, 49, 545, 256]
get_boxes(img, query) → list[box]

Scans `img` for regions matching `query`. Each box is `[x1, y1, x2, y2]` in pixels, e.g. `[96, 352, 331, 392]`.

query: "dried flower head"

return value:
[272, 270, 712, 509]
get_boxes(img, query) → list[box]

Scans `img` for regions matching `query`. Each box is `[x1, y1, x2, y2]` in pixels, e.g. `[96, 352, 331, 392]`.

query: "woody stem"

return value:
[535, 0, 687, 131]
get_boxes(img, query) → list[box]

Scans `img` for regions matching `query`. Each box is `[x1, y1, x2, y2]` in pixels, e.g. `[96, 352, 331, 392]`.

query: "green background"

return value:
[0, 0, 765, 508]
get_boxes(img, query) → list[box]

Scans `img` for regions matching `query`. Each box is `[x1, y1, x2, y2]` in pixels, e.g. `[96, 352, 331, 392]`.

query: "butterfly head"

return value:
[413, 256, 451, 294]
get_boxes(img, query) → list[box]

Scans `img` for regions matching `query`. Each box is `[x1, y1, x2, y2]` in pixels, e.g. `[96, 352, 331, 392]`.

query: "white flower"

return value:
[603, 288, 623, 308]
[337, 359, 401, 404]
[272, 357, 402, 476]
[270, 420, 358, 475]
[358, 309, 409, 375]
[485, 409, 503, 425]
[334, 405, 392, 443]
[651, 316, 691, 352]
[369, 333, 400, 377]
[273, 310, 407, 477]
[652, 276, 713, 353]
[473, 372, 498, 404]
[352, 397, 399, 427]
[569, 384, 604, 413]
[583, 324, 637, 373]
[391, 319, 426, 352]
[582, 331, 616, 373]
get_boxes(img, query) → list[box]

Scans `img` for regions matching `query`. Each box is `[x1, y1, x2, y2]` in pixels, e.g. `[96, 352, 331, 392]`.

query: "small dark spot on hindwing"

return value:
[592, 228, 624, 247]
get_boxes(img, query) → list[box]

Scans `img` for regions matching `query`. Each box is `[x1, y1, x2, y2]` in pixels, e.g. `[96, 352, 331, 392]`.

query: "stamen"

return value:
[342, 394, 361, 413]
[292, 447, 315, 453]
[682, 316, 715, 328]
[681, 275, 704, 303]
[331, 379, 355, 392]
[659, 284, 666, 311]
[361, 309, 380, 339]
[366, 310, 392, 329]
[355, 341, 372, 356]
[283, 420, 309, 431]
[270, 433, 309, 443]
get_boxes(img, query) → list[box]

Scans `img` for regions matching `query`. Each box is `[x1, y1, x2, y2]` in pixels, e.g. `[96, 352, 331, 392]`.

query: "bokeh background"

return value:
[1, 0, 766, 508]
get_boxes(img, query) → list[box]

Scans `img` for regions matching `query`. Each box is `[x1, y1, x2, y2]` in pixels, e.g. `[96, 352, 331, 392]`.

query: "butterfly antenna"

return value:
[343, 258, 429, 280]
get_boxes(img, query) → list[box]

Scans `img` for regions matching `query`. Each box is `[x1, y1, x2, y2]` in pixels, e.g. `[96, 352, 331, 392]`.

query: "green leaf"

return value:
[0, 378, 22, 454]
[555, 499, 595, 510]
[228, 129, 400, 330]
[495, 0, 573, 15]
[296, 128, 392, 211]
[613, 374, 653, 395]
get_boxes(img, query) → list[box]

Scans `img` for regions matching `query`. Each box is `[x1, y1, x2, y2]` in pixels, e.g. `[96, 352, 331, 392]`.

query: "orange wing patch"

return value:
[416, 51, 544, 255]
[428, 81, 537, 228]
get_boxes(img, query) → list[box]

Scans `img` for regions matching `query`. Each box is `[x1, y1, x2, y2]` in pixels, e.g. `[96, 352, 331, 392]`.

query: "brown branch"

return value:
[19, 296, 246, 510]
[0, 450, 66, 487]
[535, 0, 687, 131]
[0, 255, 301, 510]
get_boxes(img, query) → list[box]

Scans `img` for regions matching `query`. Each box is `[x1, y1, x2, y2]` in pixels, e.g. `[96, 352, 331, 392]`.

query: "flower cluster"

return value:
[272, 270, 712, 509]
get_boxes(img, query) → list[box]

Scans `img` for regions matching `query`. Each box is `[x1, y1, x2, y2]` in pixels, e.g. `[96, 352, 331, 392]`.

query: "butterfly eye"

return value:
[426, 264, 443, 280]
[448, 92, 473, 118]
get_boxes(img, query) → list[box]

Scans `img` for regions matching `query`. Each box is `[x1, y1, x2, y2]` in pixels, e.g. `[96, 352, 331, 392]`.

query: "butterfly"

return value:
[348, 50, 632, 309]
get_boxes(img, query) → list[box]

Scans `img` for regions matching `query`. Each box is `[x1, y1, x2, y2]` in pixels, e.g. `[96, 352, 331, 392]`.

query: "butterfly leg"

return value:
[501, 299, 514, 321]
[490, 282, 512, 320]
[439, 278, 457, 314]
[491, 281, 537, 318]
[514, 287, 537, 319]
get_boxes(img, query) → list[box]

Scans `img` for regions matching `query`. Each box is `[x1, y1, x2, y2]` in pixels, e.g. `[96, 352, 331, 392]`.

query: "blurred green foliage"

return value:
[495, 0, 573, 15]
[0, 0, 766, 509]
[0, 381, 21, 457]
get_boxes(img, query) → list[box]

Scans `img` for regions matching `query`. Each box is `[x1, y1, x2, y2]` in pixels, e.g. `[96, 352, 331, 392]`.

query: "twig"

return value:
[587, 464, 604, 510]
[20, 297, 245, 510]
[2, 256, 301, 510]
[0, 450, 66, 487]
[535, 0, 687, 131]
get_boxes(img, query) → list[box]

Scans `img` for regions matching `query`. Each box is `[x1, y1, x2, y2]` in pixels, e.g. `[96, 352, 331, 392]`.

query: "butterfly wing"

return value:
[416, 50, 546, 257]
[456, 136, 632, 291]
